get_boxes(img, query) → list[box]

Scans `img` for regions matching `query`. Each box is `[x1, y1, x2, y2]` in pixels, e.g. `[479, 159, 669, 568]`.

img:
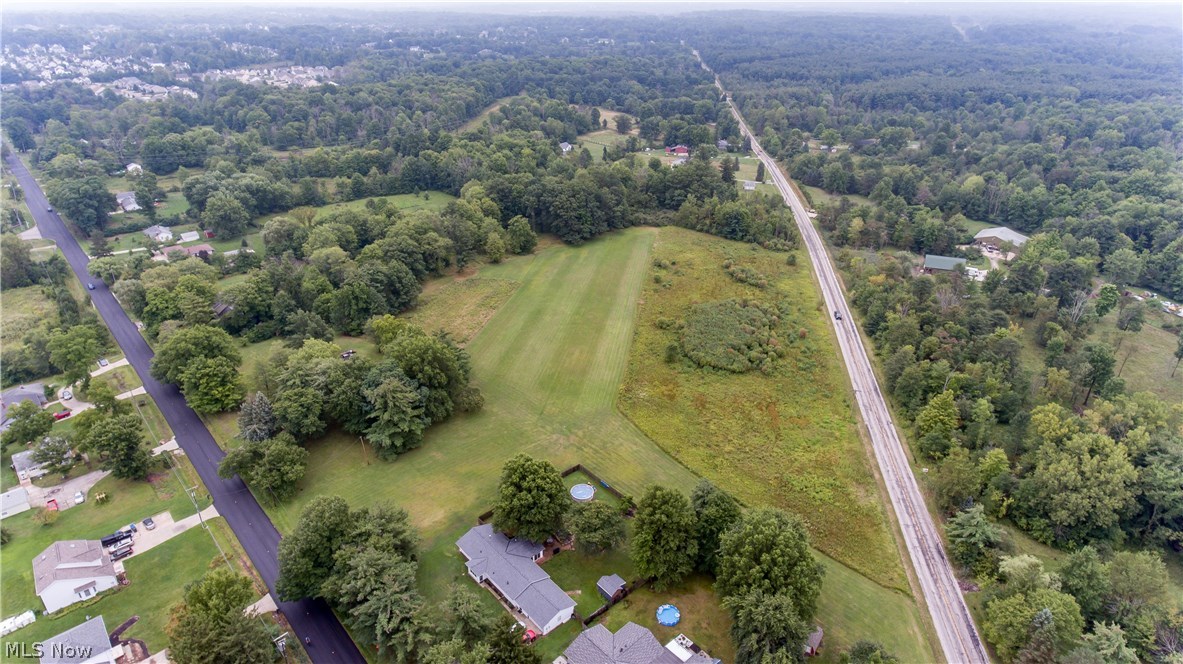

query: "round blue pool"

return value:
[570, 483, 596, 502]
[656, 604, 681, 627]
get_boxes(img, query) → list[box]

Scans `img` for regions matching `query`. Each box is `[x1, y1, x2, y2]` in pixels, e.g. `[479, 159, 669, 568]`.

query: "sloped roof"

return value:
[40, 616, 112, 664]
[565, 623, 682, 664]
[11, 449, 44, 474]
[923, 254, 967, 271]
[974, 226, 1029, 246]
[33, 540, 116, 595]
[597, 573, 626, 596]
[456, 524, 573, 628]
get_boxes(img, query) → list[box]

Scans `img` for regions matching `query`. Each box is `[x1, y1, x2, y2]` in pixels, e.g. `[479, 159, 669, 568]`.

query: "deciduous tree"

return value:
[716, 507, 824, 621]
[631, 485, 698, 590]
[492, 454, 566, 542]
[566, 501, 626, 554]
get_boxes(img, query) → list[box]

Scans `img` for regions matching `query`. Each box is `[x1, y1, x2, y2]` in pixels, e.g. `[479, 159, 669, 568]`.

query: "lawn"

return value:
[544, 543, 636, 619]
[258, 227, 931, 661]
[0, 458, 209, 620]
[599, 575, 734, 663]
[457, 96, 524, 134]
[577, 130, 636, 163]
[90, 365, 142, 395]
[0, 518, 253, 662]
[618, 227, 907, 592]
[315, 191, 456, 217]
[401, 276, 521, 345]
[269, 229, 695, 537]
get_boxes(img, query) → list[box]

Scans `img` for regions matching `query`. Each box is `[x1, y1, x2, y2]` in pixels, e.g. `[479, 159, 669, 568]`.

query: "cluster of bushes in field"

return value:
[678, 298, 795, 373]
[722, 259, 768, 288]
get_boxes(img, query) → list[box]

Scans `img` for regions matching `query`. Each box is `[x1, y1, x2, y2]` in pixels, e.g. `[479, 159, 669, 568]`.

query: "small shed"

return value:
[743, 181, 757, 191]
[559, 142, 573, 154]
[804, 626, 824, 657]
[596, 574, 626, 601]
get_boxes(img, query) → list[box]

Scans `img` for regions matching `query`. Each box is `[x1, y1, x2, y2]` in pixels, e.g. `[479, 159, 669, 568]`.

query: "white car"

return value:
[61, 389, 73, 401]
[73, 491, 84, 505]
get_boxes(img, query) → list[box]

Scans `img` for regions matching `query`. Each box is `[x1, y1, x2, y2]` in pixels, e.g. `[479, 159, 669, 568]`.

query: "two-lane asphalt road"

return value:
[697, 58, 989, 663]
[4, 152, 364, 663]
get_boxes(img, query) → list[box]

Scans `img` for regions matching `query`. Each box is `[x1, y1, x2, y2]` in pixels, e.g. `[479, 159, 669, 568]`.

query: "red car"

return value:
[53, 410, 71, 421]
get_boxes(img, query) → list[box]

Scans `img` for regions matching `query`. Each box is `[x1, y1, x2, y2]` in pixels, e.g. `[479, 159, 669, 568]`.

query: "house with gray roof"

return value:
[1, 383, 47, 433]
[456, 524, 575, 635]
[141, 225, 173, 243]
[973, 226, 1029, 249]
[922, 254, 967, 274]
[559, 142, 573, 154]
[564, 622, 680, 664]
[33, 541, 118, 613]
[114, 192, 140, 213]
[563, 624, 719, 664]
[39, 615, 120, 664]
[12, 449, 49, 481]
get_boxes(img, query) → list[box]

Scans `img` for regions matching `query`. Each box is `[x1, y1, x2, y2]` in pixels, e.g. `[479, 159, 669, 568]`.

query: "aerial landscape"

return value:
[0, 2, 1180, 663]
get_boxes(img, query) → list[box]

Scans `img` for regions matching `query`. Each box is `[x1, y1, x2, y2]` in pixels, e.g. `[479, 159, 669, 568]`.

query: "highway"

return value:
[702, 63, 989, 663]
[3, 151, 365, 664]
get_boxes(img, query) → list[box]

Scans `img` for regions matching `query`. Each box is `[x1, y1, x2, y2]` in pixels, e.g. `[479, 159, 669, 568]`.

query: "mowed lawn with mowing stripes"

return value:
[269, 228, 699, 541]
[265, 227, 933, 663]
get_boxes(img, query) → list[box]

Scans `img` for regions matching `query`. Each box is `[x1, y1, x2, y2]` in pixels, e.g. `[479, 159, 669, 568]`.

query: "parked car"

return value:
[142, 516, 155, 530]
[60, 389, 73, 401]
[119, 523, 137, 535]
[73, 491, 84, 505]
[53, 410, 71, 421]
[105, 537, 131, 553]
[111, 546, 133, 561]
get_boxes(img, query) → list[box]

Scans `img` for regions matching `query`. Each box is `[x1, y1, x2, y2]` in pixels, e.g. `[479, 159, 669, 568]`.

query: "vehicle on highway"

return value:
[142, 516, 156, 530]
[87, 282, 95, 290]
[834, 310, 842, 320]
[73, 491, 84, 505]
[53, 410, 71, 420]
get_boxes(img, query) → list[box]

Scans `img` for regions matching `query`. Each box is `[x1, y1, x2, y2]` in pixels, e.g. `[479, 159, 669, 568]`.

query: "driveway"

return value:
[26, 468, 111, 511]
[90, 357, 130, 377]
[124, 505, 219, 558]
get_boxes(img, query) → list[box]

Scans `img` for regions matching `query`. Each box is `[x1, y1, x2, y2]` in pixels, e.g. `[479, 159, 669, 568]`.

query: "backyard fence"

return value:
[582, 577, 650, 625]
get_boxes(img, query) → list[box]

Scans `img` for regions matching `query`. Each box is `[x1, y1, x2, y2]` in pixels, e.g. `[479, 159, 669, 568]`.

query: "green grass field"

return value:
[1, 285, 56, 353]
[252, 227, 931, 661]
[619, 228, 906, 592]
[457, 96, 523, 133]
[401, 276, 521, 344]
[0, 518, 251, 662]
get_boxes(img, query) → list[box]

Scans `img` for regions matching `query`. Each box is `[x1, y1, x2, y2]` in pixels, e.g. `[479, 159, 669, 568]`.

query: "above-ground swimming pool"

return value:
[656, 604, 681, 627]
[570, 483, 596, 502]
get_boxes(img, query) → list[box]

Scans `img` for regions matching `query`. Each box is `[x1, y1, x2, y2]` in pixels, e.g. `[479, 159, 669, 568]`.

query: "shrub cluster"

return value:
[679, 299, 793, 373]
[723, 260, 769, 288]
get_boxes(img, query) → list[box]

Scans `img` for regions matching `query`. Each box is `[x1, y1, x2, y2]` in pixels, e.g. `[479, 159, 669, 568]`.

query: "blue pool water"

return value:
[656, 604, 681, 627]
